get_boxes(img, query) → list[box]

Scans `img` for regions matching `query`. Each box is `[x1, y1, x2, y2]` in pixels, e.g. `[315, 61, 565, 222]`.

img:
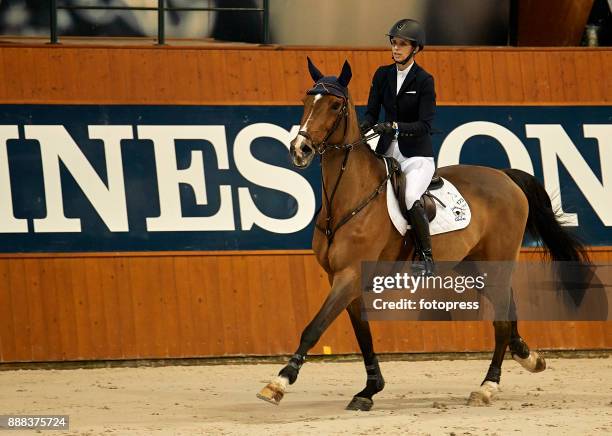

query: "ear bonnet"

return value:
[306, 57, 352, 99]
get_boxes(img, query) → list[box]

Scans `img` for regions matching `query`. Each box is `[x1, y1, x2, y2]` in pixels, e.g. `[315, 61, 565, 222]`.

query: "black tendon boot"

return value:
[407, 200, 434, 276]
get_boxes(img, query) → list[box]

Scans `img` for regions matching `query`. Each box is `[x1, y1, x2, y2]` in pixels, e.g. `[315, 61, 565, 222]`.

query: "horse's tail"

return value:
[502, 168, 589, 263]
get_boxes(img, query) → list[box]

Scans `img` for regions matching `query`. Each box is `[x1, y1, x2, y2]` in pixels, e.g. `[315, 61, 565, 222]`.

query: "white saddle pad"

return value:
[383, 160, 471, 236]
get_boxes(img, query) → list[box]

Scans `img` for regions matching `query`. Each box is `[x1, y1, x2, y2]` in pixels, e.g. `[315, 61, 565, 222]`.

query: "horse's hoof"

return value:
[256, 378, 286, 405]
[467, 381, 498, 406]
[513, 351, 546, 373]
[346, 396, 373, 411]
[533, 353, 547, 372]
[467, 390, 491, 406]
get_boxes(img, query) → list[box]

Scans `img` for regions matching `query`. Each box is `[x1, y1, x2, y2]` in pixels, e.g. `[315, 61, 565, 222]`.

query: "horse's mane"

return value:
[346, 91, 381, 159]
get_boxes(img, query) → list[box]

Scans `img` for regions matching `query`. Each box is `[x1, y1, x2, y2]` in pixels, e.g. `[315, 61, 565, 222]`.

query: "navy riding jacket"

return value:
[363, 62, 436, 158]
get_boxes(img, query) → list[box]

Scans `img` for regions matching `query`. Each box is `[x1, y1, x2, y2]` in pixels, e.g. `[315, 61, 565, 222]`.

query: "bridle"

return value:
[295, 84, 395, 244]
[297, 83, 350, 155]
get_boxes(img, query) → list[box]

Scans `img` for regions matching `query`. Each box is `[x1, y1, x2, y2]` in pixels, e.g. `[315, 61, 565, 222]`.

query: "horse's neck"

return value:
[321, 106, 383, 214]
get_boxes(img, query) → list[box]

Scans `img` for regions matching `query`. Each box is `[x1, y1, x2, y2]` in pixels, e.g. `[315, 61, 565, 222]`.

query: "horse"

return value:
[257, 58, 588, 410]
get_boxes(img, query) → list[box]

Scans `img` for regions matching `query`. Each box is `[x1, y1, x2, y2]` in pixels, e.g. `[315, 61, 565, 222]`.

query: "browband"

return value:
[307, 80, 348, 99]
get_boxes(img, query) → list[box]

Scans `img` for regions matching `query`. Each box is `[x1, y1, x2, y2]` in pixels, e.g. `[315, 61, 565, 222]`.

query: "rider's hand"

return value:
[372, 122, 394, 134]
[359, 120, 373, 133]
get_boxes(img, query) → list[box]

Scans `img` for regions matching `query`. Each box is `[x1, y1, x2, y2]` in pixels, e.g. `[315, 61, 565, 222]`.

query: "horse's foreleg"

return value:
[257, 269, 359, 405]
[344, 298, 385, 411]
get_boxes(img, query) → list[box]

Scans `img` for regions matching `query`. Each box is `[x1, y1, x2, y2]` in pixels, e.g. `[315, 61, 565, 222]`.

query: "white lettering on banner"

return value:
[0, 126, 28, 233]
[527, 124, 612, 226]
[438, 121, 535, 173]
[1, 120, 609, 237]
[438, 121, 578, 225]
[138, 126, 235, 231]
[25, 125, 132, 233]
[234, 123, 315, 233]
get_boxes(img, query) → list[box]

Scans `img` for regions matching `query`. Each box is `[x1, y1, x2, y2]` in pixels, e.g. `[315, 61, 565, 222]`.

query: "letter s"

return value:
[234, 123, 315, 233]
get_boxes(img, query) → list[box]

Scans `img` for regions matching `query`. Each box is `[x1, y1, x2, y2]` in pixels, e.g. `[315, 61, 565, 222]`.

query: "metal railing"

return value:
[49, 0, 269, 45]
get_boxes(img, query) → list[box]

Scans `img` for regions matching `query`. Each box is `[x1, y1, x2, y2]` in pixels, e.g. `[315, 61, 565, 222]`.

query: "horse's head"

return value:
[290, 57, 353, 168]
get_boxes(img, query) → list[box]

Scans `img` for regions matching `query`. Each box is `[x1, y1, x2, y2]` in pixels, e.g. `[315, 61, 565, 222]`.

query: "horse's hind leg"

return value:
[468, 287, 546, 406]
[344, 298, 385, 411]
[509, 321, 546, 373]
[468, 320, 511, 406]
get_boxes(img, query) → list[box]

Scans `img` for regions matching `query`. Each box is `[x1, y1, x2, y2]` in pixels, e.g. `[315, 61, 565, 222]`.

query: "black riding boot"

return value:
[407, 200, 434, 275]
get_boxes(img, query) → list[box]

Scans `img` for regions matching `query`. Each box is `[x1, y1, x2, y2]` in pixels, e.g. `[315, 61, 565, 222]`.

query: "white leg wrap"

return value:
[480, 381, 500, 396]
[271, 376, 289, 391]
[468, 381, 499, 406]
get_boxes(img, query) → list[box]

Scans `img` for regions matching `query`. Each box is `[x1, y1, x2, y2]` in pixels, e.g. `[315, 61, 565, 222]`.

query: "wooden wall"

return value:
[0, 45, 610, 105]
[0, 43, 610, 362]
[0, 249, 611, 362]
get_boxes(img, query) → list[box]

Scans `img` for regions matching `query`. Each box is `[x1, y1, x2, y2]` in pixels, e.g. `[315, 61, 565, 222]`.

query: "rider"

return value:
[360, 18, 436, 274]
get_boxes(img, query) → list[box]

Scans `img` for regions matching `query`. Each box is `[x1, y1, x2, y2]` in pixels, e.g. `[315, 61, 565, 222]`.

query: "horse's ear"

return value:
[307, 56, 323, 82]
[338, 60, 352, 87]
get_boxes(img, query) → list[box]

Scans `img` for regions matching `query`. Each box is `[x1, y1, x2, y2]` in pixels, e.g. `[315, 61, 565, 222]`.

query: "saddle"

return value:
[386, 156, 444, 223]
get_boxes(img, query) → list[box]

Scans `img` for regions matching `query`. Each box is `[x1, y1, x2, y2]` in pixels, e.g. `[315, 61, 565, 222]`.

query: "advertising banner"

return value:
[0, 105, 610, 252]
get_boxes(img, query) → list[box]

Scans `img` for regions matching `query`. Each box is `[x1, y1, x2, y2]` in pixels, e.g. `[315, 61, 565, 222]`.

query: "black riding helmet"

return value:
[387, 18, 425, 51]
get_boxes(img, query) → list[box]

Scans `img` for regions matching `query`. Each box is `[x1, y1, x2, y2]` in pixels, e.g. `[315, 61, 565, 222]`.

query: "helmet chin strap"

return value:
[393, 46, 418, 65]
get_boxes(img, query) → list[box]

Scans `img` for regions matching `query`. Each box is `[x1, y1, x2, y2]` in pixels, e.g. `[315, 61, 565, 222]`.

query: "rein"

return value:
[295, 86, 396, 245]
[313, 129, 396, 245]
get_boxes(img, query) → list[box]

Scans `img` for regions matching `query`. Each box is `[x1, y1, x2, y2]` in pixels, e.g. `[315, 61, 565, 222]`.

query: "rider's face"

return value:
[390, 37, 415, 62]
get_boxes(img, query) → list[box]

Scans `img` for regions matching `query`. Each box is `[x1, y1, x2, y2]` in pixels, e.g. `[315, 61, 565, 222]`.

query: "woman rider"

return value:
[360, 18, 437, 274]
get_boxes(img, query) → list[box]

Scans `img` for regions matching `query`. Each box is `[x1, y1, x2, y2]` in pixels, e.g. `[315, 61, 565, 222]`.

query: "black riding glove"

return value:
[372, 122, 394, 135]
[359, 120, 373, 133]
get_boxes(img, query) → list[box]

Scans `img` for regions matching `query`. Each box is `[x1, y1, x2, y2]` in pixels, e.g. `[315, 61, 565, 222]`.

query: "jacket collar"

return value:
[388, 62, 420, 95]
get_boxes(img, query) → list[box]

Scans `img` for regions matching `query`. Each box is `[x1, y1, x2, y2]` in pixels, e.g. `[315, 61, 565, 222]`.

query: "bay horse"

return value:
[257, 58, 587, 410]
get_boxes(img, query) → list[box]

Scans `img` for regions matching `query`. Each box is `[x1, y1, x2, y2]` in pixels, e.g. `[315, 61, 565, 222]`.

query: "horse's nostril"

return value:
[302, 143, 313, 154]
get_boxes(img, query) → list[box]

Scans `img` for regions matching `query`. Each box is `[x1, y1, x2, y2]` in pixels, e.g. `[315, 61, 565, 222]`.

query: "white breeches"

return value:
[385, 140, 435, 209]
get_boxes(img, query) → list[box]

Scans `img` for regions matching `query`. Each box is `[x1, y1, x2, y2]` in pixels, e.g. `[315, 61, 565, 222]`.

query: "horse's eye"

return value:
[331, 102, 341, 111]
